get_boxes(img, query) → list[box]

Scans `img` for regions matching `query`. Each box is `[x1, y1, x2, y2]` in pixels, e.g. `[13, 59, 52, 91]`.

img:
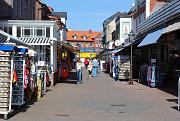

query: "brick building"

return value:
[66, 30, 102, 58]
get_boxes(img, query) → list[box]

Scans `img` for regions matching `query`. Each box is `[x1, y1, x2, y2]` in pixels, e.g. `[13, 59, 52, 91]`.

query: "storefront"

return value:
[57, 42, 79, 81]
[0, 20, 60, 86]
[0, 30, 34, 119]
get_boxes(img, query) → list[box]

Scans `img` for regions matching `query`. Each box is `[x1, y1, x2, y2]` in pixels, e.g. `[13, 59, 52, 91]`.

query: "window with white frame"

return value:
[73, 35, 77, 39]
[76, 42, 81, 47]
[22, 27, 33, 37]
[83, 35, 87, 40]
[34, 27, 45, 37]
[96, 44, 99, 47]
[0, 26, 12, 35]
[17, 26, 50, 38]
[89, 42, 93, 47]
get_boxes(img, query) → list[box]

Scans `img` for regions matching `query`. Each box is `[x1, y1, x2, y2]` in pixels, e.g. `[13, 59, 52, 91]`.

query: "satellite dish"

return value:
[115, 40, 121, 46]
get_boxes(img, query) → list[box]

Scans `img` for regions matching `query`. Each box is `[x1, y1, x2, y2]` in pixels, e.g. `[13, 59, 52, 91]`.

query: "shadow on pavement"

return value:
[171, 106, 179, 111]
[59, 80, 77, 84]
[166, 99, 178, 104]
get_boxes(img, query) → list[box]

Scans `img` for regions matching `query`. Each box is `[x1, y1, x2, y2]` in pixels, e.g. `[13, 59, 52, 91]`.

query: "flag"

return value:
[12, 69, 18, 84]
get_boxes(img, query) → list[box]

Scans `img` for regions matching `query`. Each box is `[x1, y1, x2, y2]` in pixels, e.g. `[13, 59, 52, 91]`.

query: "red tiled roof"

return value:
[66, 30, 102, 42]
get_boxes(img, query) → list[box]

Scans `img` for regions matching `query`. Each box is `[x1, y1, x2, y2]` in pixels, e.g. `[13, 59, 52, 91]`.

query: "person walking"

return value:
[84, 58, 89, 69]
[76, 59, 83, 84]
[88, 59, 93, 77]
[92, 57, 99, 77]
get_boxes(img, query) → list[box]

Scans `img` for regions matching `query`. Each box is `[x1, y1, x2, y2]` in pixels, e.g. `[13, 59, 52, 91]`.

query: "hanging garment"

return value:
[62, 67, 68, 80]
[12, 69, 18, 85]
[24, 66, 27, 89]
[147, 66, 152, 87]
[151, 66, 156, 87]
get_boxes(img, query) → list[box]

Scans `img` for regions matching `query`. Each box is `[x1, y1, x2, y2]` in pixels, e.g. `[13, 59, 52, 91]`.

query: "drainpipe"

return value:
[146, 0, 150, 18]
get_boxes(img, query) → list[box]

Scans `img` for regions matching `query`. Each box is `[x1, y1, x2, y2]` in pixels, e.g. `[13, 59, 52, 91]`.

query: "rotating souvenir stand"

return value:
[39, 69, 46, 96]
[0, 45, 16, 120]
[117, 56, 130, 80]
[12, 48, 28, 109]
[147, 66, 161, 87]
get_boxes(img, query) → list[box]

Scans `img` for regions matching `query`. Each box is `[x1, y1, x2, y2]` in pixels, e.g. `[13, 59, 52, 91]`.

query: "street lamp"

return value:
[128, 30, 135, 85]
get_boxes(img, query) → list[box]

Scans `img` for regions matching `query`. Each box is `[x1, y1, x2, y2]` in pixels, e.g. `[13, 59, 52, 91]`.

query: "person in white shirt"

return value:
[76, 59, 83, 84]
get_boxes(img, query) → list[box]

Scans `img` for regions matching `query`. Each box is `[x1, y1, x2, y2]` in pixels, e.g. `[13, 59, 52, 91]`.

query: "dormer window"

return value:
[82, 35, 87, 40]
[72, 35, 77, 39]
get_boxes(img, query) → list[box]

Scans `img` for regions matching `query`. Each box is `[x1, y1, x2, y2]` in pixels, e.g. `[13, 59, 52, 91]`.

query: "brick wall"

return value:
[150, 0, 170, 12]
[150, 0, 156, 12]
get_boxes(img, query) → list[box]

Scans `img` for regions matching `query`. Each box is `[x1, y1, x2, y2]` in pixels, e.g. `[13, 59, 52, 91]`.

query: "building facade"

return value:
[115, 13, 131, 47]
[129, 0, 172, 35]
[0, 0, 53, 20]
[66, 30, 102, 59]
[127, 0, 180, 86]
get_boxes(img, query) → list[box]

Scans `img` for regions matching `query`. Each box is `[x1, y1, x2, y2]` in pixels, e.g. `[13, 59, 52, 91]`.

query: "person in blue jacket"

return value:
[92, 57, 99, 77]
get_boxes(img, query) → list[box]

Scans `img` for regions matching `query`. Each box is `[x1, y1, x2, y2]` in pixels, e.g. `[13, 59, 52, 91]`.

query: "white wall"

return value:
[61, 18, 66, 25]
[106, 20, 116, 42]
[146, 0, 150, 18]
[120, 18, 132, 44]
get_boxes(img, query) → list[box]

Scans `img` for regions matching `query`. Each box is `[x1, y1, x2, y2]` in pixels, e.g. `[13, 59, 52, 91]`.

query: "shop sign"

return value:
[80, 48, 96, 52]
[122, 22, 130, 38]
[38, 61, 45, 66]
[151, 59, 156, 65]
[113, 56, 120, 60]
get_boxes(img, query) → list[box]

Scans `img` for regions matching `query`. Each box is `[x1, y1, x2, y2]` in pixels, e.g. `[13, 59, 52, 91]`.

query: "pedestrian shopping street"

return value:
[3, 72, 179, 121]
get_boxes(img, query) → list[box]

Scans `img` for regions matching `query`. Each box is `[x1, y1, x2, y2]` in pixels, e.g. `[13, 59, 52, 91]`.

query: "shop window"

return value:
[176, 30, 180, 39]
[160, 45, 165, 63]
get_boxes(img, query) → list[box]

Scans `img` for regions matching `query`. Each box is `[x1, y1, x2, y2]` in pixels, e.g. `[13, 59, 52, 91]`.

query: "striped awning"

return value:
[0, 37, 8, 43]
[18, 38, 51, 45]
[0, 30, 34, 49]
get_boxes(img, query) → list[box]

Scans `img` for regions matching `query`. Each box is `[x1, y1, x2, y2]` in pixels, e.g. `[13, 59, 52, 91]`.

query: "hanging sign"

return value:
[38, 61, 45, 66]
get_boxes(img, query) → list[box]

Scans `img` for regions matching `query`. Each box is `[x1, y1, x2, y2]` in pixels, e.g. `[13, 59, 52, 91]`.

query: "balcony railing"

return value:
[138, 0, 180, 35]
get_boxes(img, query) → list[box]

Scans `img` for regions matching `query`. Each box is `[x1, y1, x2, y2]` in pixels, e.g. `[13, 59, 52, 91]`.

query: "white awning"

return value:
[111, 48, 123, 54]
[18, 37, 51, 45]
[163, 22, 180, 34]
[0, 30, 34, 49]
[138, 28, 165, 47]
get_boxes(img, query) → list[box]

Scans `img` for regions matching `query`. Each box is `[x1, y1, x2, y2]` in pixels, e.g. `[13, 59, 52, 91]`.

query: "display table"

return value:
[68, 69, 77, 81]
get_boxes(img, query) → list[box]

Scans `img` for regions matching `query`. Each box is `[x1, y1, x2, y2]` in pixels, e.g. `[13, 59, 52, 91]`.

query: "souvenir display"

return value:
[0, 50, 13, 119]
[147, 66, 162, 87]
[12, 53, 25, 107]
[117, 56, 130, 80]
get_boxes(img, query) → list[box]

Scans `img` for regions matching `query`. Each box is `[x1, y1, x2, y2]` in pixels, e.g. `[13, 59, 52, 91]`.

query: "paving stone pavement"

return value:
[1, 72, 180, 121]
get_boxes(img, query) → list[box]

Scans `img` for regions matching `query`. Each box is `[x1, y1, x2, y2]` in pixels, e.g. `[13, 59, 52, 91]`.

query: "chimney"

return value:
[89, 29, 92, 34]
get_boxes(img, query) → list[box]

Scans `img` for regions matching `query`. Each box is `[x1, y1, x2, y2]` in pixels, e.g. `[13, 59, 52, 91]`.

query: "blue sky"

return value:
[43, 0, 134, 32]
